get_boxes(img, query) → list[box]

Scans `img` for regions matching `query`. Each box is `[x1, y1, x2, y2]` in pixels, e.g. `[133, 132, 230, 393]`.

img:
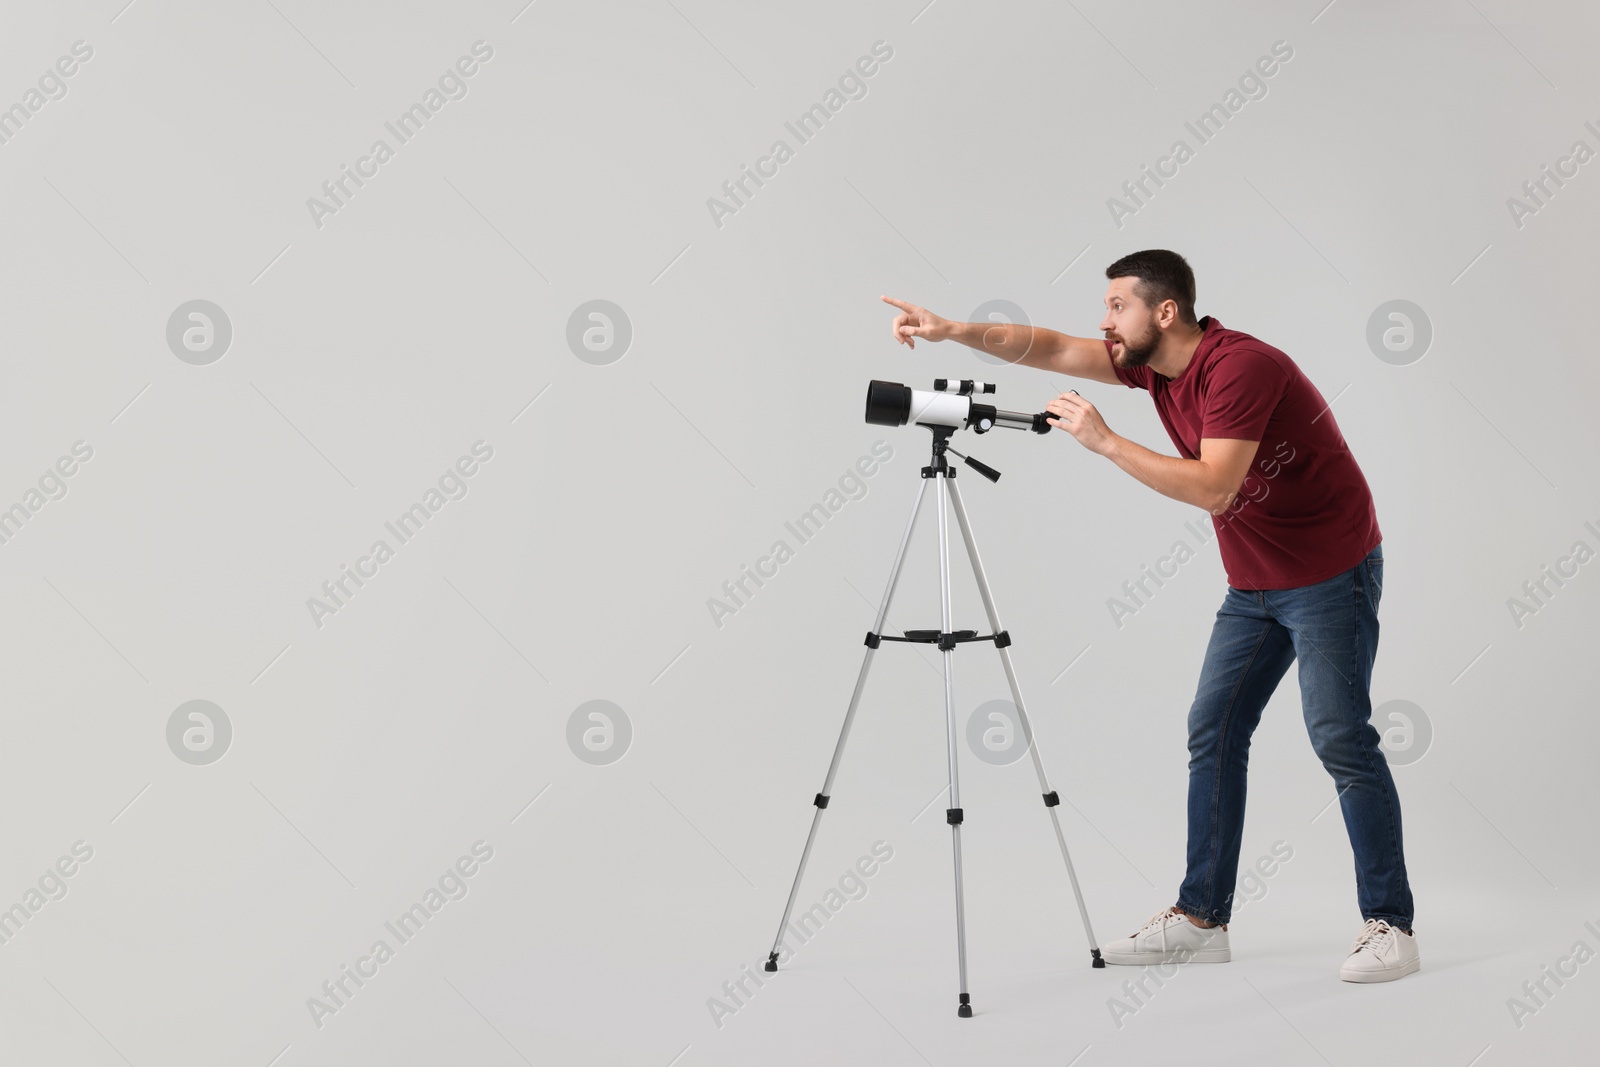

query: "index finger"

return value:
[880, 295, 916, 312]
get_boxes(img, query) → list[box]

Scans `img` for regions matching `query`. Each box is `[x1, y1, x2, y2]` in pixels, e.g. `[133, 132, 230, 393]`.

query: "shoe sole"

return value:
[1101, 947, 1231, 966]
[1339, 958, 1420, 983]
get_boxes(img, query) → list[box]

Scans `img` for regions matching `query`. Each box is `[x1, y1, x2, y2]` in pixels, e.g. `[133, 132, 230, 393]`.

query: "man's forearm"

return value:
[1101, 434, 1232, 513]
[947, 320, 1068, 371]
[948, 320, 1118, 383]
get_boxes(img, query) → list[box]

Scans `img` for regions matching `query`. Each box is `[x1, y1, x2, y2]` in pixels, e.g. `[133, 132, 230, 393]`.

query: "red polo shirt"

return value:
[1105, 316, 1381, 590]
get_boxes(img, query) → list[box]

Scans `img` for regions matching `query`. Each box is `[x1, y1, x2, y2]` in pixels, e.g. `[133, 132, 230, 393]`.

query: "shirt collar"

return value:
[1166, 315, 1220, 383]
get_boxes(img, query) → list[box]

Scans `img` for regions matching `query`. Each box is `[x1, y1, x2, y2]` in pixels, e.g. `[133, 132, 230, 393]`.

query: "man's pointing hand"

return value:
[881, 295, 952, 350]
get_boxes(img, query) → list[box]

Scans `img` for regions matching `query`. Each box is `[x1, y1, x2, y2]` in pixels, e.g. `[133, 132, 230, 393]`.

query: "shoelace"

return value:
[1132, 908, 1187, 951]
[1350, 918, 1395, 955]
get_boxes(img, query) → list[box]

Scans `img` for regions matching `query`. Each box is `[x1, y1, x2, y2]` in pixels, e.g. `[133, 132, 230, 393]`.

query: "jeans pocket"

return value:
[1365, 558, 1384, 612]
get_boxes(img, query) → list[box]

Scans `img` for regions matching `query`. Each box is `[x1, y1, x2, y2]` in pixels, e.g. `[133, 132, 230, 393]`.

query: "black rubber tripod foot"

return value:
[764, 952, 778, 973]
[1091, 948, 1106, 969]
[957, 994, 972, 1018]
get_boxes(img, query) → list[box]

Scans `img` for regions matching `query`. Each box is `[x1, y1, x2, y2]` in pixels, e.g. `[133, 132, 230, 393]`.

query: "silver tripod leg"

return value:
[765, 475, 930, 972]
[935, 471, 975, 1017]
[947, 477, 1104, 966]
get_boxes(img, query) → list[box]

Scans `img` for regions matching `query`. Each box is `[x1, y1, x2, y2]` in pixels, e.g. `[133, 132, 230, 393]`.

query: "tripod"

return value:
[762, 425, 1103, 1018]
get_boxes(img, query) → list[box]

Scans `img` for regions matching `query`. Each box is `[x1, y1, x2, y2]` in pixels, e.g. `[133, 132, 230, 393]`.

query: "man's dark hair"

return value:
[1105, 249, 1197, 325]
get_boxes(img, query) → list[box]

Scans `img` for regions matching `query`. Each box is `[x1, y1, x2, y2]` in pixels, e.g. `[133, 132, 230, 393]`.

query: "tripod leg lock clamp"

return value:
[864, 631, 882, 648]
[814, 793, 830, 809]
[1043, 791, 1060, 807]
[993, 629, 1012, 648]
[946, 807, 964, 825]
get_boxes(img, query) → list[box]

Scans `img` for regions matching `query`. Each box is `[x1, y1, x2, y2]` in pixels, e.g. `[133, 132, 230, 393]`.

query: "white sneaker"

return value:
[1339, 919, 1420, 983]
[1100, 906, 1231, 966]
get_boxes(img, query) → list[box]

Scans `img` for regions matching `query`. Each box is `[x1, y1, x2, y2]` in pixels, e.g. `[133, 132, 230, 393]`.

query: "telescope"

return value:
[864, 378, 1062, 435]
[862, 378, 1074, 484]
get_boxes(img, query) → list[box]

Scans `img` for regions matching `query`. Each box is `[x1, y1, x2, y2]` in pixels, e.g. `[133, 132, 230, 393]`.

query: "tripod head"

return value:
[926, 425, 1003, 484]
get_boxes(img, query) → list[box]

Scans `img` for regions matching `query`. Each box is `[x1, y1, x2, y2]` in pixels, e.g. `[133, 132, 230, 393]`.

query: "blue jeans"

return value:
[1175, 544, 1414, 929]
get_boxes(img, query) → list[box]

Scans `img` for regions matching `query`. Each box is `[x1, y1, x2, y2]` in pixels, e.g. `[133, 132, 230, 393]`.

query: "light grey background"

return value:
[1, 1, 1595, 1065]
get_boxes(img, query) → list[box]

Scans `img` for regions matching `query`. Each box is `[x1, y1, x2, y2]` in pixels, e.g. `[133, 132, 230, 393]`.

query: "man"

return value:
[880, 249, 1418, 983]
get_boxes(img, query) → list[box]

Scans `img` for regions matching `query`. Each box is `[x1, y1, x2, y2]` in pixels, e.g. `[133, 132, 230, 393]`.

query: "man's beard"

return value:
[1108, 320, 1160, 368]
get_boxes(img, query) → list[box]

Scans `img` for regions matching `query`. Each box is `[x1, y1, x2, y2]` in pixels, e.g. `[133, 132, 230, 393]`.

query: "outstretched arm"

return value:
[881, 295, 1121, 385]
